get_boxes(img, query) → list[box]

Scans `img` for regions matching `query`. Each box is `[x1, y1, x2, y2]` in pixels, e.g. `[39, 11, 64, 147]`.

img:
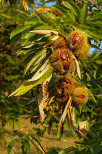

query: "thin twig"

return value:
[21, 115, 38, 119]
[20, 96, 30, 100]
[66, 27, 73, 32]
[26, 133, 47, 154]
[86, 0, 94, 5]
[58, 33, 67, 39]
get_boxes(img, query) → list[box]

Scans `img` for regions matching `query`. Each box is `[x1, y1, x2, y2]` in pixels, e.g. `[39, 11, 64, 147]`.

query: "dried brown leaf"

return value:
[72, 54, 81, 79]
[58, 96, 72, 132]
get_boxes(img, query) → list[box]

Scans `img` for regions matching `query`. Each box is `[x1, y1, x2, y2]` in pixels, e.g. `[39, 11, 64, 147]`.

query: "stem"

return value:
[86, 0, 94, 5]
[26, 133, 47, 154]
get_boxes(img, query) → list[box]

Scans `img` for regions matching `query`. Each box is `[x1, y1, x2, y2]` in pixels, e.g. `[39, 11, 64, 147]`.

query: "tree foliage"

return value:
[0, 1, 31, 144]
[0, 0, 102, 154]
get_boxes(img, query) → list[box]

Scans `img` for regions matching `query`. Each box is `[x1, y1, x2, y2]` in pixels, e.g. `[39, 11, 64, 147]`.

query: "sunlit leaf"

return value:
[28, 60, 49, 82]
[14, 66, 53, 96]
[7, 139, 18, 154]
[0, 13, 25, 21]
[62, 0, 80, 17]
[24, 49, 46, 74]
[30, 30, 59, 35]
[35, 11, 57, 29]
[44, 115, 52, 125]
[80, 4, 88, 24]
[20, 0, 28, 10]
[10, 25, 30, 39]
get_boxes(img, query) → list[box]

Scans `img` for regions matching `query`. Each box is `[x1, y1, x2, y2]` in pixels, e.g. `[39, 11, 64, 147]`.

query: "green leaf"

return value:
[10, 120, 14, 129]
[48, 75, 60, 89]
[53, 114, 61, 122]
[4, 54, 15, 64]
[21, 137, 30, 151]
[51, 5, 68, 18]
[91, 44, 101, 50]
[7, 139, 18, 154]
[67, 11, 75, 22]
[35, 11, 56, 29]
[25, 16, 38, 24]
[89, 14, 102, 22]
[10, 25, 30, 39]
[0, 13, 25, 21]
[86, 29, 102, 39]
[57, 125, 63, 140]
[47, 12, 56, 20]
[79, 105, 82, 114]
[95, 94, 102, 98]
[16, 120, 21, 128]
[65, 116, 70, 129]
[33, 22, 50, 30]
[16, 9, 30, 19]
[24, 49, 46, 74]
[9, 0, 14, 5]
[31, 54, 46, 72]
[95, 60, 102, 64]
[82, 105, 90, 112]
[90, 21, 102, 28]
[28, 59, 49, 82]
[14, 66, 53, 96]
[44, 115, 52, 125]
[94, 145, 102, 154]
[28, 0, 35, 4]
[51, 122, 57, 130]
[85, 125, 98, 138]
[62, 0, 80, 17]
[10, 33, 22, 45]
[80, 4, 88, 24]
[47, 149, 58, 154]
[59, 146, 76, 154]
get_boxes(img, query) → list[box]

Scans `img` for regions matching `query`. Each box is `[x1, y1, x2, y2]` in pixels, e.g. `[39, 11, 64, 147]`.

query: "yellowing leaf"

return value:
[30, 30, 59, 35]
[14, 66, 53, 96]
[20, 0, 28, 10]
[38, 90, 47, 123]
[36, 8, 50, 13]
[42, 76, 52, 97]
[43, 100, 49, 109]
[58, 96, 72, 132]
[38, 76, 52, 123]
[72, 54, 81, 79]
[43, 96, 55, 109]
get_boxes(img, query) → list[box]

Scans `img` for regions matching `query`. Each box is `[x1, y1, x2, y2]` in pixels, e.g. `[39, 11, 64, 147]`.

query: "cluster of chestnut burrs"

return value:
[50, 30, 90, 75]
[39, 30, 90, 137]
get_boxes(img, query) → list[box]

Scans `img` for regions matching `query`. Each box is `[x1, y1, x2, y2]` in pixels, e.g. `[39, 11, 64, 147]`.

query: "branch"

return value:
[86, 0, 94, 5]
[26, 133, 47, 154]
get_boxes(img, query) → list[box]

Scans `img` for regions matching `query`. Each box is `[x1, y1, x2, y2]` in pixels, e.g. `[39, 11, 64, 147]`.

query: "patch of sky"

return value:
[90, 40, 102, 55]
[92, 7, 98, 10]
[45, 1, 56, 7]
[33, 0, 56, 8]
